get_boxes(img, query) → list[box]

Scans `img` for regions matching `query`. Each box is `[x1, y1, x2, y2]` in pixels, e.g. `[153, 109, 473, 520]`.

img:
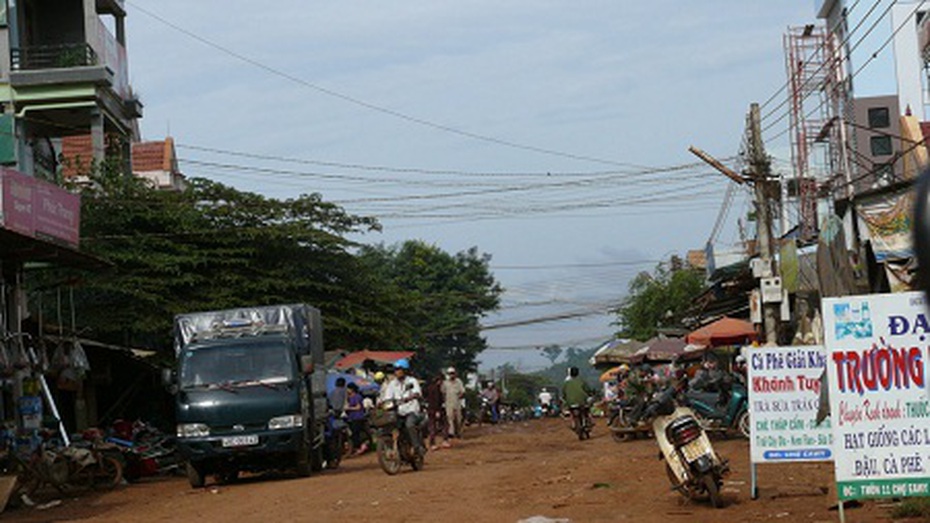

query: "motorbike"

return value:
[607, 397, 643, 442]
[683, 377, 750, 438]
[634, 385, 730, 508]
[567, 397, 594, 441]
[371, 400, 424, 475]
[106, 421, 180, 481]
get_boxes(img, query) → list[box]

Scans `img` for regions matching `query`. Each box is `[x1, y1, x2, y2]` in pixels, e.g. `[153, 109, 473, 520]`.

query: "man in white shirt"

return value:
[379, 359, 425, 455]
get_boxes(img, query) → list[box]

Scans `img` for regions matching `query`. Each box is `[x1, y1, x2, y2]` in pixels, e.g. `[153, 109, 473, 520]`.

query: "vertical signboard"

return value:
[748, 345, 833, 464]
[824, 292, 930, 501]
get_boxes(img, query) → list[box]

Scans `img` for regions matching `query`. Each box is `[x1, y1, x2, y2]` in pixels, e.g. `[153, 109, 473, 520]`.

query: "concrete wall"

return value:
[851, 95, 902, 194]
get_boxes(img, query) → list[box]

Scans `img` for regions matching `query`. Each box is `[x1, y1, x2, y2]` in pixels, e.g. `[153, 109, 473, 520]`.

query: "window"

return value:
[870, 135, 893, 156]
[868, 107, 890, 128]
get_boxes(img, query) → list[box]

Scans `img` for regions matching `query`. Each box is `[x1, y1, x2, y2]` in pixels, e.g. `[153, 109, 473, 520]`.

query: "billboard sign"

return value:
[824, 292, 930, 501]
[747, 345, 833, 463]
[0, 168, 80, 247]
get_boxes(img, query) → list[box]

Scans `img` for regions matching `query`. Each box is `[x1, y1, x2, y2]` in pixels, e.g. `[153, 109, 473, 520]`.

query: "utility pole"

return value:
[689, 103, 779, 345]
[747, 103, 779, 345]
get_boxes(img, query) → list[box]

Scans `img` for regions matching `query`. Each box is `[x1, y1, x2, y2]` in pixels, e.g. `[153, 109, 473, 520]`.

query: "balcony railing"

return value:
[11, 43, 98, 71]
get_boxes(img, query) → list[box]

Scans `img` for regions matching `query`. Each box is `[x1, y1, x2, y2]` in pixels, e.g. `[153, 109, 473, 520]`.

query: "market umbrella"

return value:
[685, 317, 757, 347]
[599, 365, 625, 383]
[326, 372, 379, 396]
[629, 337, 689, 363]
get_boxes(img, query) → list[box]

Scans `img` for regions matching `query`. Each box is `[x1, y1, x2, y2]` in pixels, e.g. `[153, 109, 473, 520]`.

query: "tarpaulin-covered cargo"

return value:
[173, 304, 323, 361]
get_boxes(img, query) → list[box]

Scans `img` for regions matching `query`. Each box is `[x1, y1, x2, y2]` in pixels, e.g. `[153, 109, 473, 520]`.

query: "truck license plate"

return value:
[222, 435, 259, 447]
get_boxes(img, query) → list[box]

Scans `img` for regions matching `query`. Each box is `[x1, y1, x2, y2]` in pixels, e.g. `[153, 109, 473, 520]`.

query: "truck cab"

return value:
[171, 305, 327, 487]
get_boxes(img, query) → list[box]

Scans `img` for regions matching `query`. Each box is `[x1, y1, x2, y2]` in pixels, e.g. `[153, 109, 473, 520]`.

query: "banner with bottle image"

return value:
[824, 291, 930, 501]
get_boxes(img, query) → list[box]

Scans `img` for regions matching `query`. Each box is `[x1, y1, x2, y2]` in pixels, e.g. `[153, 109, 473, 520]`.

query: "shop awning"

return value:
[0, 228, 110, 270]
[685, 316, 757, 347]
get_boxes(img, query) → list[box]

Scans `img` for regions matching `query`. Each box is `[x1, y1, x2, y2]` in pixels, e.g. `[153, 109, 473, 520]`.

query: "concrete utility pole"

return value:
[747, 103, 779, 345]
[689, 103, 779, 345]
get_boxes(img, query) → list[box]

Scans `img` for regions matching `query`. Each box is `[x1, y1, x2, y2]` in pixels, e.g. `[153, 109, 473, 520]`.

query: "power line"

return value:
[128, 1, 651, 169]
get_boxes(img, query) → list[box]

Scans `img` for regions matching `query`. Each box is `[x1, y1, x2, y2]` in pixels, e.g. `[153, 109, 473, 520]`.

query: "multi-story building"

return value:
[0, 0, 142, 180]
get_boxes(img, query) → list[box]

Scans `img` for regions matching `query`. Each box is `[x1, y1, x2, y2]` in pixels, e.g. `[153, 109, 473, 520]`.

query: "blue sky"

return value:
[124, 1, 901, 371]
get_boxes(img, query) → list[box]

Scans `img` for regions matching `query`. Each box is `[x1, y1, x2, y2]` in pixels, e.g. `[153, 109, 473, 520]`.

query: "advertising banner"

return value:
[824, 292, 930, 501]
[747, 345, 833, 464]
[0, 168, 80, 247]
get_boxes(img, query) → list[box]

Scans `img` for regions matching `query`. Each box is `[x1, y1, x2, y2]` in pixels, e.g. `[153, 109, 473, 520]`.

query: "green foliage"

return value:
[53, 163, 412, 351]
[501, 371, 548, 408]
[540, 344, 562, 365]
[358, 240, 502, 376]
[890, 497, 930, 519]
[613, 259, 706, 342]
[533, 346, 599, 386]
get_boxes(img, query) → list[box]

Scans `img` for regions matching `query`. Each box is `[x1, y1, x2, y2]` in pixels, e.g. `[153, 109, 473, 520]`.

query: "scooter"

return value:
[371, 401, 424, 475]
[638, 386, 730, 508]
[683, 379, 750, 438]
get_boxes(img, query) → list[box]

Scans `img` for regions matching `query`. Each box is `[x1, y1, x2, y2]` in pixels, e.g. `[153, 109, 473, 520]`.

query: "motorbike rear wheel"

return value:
[702, 474, 724, 508]
[736, 410, 751, 439]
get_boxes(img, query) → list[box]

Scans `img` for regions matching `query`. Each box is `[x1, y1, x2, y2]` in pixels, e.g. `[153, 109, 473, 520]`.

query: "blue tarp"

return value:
[326, 372, 379, 396]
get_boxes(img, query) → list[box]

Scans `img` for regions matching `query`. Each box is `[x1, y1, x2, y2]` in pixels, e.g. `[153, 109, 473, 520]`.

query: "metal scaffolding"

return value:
[784, 24, 850, 241]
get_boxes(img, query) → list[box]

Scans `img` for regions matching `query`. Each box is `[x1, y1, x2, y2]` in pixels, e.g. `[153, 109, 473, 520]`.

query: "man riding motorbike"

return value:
[562, 366, 594, 435]
[378, 359, 426, 457]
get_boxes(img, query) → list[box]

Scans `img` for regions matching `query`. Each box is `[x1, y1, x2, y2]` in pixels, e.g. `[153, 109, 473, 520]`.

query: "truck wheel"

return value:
[186, 462, 206, 489]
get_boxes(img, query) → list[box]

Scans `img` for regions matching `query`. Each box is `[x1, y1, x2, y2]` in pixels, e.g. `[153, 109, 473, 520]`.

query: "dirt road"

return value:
[5, 418, 895, 522]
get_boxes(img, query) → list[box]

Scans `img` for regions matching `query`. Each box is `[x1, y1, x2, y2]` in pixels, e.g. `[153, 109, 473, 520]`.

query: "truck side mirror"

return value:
[161, 368, 178, 395]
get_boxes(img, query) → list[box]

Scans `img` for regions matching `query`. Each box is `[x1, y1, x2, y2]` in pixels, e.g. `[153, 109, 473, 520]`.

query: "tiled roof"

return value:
[132, 138, 174, 172]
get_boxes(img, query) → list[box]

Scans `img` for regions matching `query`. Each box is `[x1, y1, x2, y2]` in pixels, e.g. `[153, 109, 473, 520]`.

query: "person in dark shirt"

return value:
[345, 383, 369, 455]
[425, 375, 446, 450]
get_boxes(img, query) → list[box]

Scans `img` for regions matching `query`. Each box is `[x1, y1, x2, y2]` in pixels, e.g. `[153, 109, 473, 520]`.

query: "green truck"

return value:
[168, 304, 328, 487]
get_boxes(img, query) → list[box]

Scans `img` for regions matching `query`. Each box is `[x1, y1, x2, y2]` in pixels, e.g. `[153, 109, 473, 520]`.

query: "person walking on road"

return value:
[441, 367, 466, 444]
[425, 374, 446, 451]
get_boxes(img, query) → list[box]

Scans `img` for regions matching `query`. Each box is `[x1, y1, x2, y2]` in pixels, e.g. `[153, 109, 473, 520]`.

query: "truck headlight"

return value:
[268, 414, 304, 430]
[177, 423, 210, 438]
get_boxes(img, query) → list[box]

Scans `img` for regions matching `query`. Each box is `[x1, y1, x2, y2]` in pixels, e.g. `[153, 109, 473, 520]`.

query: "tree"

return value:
[613, 258, 706, 342]
[358, 241, 502, 376]
[540, 344, 562, 365]
[54, 164, 410, 351]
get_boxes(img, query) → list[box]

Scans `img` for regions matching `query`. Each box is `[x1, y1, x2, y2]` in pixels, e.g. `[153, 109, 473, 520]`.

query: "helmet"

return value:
[618, 364, 630, 372]
[447, 367, 457, 375]
[735, 355, 747, 364]
[373, 371, 385, 382]
[395, 358, 410, 370]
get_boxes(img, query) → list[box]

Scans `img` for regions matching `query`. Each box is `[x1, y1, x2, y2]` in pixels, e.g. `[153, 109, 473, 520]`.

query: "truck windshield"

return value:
[179, 339, 296, 390]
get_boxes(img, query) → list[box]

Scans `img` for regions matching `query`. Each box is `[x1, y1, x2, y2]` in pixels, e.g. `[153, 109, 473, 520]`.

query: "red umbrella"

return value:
[686, 317, 757, 347]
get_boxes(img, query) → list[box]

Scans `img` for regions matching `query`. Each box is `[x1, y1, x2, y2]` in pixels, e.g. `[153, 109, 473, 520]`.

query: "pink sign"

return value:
[0, 168, 80, 247]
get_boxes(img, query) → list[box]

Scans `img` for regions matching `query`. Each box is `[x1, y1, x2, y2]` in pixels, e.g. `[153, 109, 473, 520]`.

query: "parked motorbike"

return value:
[634, 385, 730, 508]
[106, 420, 180, 481]
[607, 397, 642, 442]
[371, 401, 424, 475]
[683, 378, 750, 438]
